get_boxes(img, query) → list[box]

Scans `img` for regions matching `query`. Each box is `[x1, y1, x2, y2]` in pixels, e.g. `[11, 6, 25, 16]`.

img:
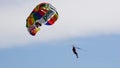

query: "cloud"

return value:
[0, 0, 120, 48]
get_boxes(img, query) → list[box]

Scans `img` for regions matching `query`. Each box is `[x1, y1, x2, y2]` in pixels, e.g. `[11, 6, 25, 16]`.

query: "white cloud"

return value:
[0, 0, 120, 48]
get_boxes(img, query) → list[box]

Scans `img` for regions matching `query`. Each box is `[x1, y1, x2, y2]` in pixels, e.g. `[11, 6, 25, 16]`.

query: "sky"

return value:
[0, 0, 120, 68]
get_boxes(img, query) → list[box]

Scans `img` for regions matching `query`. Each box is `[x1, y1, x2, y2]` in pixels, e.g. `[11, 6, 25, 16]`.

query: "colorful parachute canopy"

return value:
[26, 2, 58, 36]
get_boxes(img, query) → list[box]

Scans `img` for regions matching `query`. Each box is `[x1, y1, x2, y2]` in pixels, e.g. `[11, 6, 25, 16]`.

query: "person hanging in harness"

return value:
[72, 45, 79, 58]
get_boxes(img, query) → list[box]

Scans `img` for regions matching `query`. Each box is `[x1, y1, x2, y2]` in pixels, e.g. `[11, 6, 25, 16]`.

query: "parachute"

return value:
[26, 2, 58, 36]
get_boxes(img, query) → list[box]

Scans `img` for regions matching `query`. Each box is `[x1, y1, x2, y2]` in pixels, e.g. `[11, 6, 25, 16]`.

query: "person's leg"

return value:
[75, 52, 78, 58]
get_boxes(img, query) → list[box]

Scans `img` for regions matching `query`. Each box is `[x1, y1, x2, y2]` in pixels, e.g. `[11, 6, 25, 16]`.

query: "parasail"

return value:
[26, 2, 58, 36]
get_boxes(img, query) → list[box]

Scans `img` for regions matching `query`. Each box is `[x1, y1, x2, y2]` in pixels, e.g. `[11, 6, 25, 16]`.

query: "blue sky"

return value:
[0, 0, 120, 68]
[0, 35, 120, 68]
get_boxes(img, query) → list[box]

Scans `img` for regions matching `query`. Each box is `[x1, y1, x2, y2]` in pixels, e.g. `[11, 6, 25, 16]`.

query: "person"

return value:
[72, 46, 79, 58]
